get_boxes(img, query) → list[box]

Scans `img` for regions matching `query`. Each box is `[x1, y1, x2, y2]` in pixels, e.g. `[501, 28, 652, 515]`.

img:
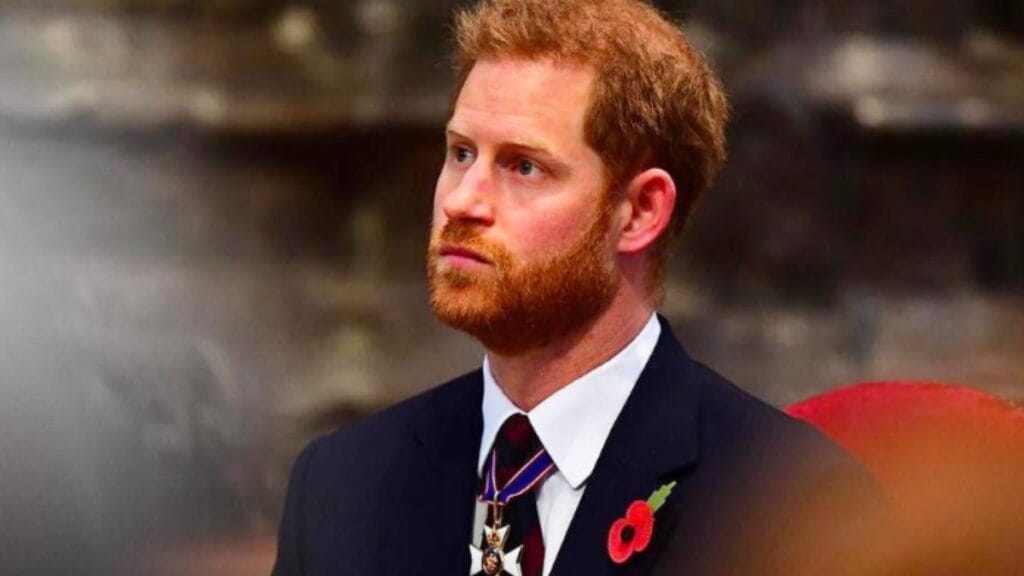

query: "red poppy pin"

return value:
[607, 481, 677, 565]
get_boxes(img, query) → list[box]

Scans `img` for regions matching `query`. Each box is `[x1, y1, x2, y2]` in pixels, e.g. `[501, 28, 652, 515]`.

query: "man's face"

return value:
[428, 57, 619, 354]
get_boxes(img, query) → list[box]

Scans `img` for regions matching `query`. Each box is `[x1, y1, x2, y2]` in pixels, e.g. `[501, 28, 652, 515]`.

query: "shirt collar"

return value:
[478, 313, 661, 489]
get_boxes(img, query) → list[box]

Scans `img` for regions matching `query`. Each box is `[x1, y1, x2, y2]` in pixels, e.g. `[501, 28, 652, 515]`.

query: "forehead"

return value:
[448, 57, 595, 150]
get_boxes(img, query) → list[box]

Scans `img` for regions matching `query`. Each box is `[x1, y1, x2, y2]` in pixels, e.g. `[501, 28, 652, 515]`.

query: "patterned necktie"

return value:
[488, 414, 549, 576]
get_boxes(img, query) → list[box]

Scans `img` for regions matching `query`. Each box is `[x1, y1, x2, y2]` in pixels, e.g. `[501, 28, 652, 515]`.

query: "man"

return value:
[272, 1, 878, 575]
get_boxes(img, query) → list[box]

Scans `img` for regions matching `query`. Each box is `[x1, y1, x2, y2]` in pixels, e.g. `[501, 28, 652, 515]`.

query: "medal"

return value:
[469, 448, 554, 575]
[470, 522, 522, 576]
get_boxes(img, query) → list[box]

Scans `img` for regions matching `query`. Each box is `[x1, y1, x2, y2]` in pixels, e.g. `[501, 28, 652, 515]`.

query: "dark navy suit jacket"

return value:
[272, 318, 878, 576]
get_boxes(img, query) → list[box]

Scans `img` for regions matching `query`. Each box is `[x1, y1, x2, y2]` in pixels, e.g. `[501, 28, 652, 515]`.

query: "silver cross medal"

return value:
[469, 504, 523, 576]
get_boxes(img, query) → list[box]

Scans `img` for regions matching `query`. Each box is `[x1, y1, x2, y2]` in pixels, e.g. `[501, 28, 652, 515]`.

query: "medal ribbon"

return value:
[481, 448, 555, 505]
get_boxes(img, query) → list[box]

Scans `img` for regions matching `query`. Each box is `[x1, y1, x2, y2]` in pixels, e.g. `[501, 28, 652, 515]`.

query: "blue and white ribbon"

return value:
[481, 449, 555, 505]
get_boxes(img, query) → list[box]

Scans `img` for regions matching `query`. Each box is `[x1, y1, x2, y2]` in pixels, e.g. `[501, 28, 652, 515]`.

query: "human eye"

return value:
[513, 157, 543, 178]
[448, 144, 475, 165]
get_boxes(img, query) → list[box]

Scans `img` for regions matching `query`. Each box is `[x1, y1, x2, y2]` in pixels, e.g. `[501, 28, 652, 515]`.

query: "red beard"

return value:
[427, 202, 619, 355]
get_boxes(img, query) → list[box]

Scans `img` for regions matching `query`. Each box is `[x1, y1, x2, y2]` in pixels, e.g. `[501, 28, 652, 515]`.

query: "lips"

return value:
[439, 244, 492, 265]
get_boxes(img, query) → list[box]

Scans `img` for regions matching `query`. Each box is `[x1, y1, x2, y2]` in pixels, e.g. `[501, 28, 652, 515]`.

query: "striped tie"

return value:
[488, 414, 549, 576]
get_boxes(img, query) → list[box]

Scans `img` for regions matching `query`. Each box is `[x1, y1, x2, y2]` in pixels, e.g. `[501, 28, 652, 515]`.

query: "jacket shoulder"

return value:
[689, 360, 853, 465]
[271, 370, 482, 576]
[302, 368, 482, 479]
[657, 361, 883, 576]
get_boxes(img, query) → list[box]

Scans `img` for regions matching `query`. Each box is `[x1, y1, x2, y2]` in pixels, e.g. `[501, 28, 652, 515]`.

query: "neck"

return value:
[486, 287, 654, 411]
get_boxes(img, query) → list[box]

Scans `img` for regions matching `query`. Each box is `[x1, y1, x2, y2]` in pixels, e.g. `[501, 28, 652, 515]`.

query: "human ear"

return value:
[616, 168, 677, 255]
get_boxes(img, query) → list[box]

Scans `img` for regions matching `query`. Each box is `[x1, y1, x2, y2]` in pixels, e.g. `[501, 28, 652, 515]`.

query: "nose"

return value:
[438, 159, 495, 225]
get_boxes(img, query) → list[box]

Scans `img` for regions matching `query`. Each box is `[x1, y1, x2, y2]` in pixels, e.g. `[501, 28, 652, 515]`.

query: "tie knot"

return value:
[493, 414, 544, 486]
[499, 413, 539, 451]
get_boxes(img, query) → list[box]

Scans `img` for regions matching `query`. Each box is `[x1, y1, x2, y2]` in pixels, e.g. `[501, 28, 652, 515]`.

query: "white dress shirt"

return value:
[477, 313, 661, 576]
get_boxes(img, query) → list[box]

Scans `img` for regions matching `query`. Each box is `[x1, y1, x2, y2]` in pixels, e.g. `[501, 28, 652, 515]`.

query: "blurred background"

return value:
[0, 0, 1020, 574]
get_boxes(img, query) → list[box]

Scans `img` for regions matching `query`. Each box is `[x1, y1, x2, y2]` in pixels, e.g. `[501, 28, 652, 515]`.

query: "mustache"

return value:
[434, 222, 507, 261]
[438, 221, 483, 244]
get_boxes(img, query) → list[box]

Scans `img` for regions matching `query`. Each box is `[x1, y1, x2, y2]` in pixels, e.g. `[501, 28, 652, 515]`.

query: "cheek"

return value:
[508, 209, 587, 255]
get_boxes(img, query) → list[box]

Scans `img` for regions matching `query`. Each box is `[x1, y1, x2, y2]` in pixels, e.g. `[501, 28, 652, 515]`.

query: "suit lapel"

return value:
[551, 319, 702, 576]
[382, 372, 484, 576]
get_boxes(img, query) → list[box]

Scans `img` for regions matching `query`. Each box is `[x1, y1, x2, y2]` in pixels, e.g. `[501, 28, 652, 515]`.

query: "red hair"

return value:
[452, 0, 729, 283]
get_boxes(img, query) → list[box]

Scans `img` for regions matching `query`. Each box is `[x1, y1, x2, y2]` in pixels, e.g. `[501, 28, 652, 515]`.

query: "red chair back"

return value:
[787, 382, 1024, 575]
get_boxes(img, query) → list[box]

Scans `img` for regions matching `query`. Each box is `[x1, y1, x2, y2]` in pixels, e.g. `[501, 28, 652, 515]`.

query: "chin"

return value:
[430, 284, 496, 327]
